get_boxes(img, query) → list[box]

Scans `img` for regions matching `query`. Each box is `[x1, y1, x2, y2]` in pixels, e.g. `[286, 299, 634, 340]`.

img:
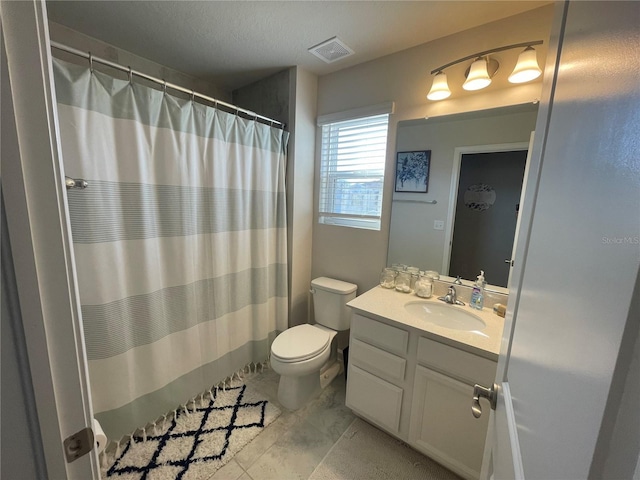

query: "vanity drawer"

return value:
[351, 314, 409, 356]
[350, 338, 406, 382]
[417, 337, 496, 386]
[346, 365, 403, 434]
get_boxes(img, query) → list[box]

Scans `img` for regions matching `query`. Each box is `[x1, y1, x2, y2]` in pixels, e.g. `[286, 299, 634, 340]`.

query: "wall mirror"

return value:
[387, 103, 539, 289]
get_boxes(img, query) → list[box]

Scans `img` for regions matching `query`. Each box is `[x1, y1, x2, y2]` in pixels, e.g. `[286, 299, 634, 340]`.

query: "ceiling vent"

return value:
[308, 36, 354, 64]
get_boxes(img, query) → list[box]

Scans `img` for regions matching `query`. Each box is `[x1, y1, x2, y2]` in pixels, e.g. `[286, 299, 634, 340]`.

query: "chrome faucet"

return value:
[454, 276, 463, 285]
[438, 285, 465, 306]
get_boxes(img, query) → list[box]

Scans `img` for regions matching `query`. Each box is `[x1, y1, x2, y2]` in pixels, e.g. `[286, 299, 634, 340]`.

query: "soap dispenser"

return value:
[470, 270, 486, 310]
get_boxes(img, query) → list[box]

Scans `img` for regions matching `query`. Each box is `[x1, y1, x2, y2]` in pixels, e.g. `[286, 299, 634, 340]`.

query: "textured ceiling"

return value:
[46, 1, 550, 90]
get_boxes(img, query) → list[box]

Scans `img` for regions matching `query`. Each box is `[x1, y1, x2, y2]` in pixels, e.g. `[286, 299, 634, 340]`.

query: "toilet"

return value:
[270, 277, 357, 410]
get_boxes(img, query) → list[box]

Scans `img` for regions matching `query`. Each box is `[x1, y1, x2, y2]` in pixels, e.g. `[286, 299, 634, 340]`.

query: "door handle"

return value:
[504, 259, 514, 266]
[472, 383, 498, 418]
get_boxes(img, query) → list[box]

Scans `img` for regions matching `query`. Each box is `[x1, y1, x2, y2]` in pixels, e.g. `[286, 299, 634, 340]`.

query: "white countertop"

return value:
[347, 286, 505, 360]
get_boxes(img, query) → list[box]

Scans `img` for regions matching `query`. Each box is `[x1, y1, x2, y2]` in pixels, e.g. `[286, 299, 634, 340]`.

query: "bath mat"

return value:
[101, 380, 280, 480]
[309, 417, 461, 480]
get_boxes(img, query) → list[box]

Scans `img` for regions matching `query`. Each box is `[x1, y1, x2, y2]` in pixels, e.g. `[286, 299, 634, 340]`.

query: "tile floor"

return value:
[206, 367, 457, 480]
[208, 368, 355, 480]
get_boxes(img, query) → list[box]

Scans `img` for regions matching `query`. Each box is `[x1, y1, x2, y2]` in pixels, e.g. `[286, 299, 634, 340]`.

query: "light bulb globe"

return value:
[509, 47, 542, 83]
[427, 72, 451, 101]
[463, 58, 492, 91]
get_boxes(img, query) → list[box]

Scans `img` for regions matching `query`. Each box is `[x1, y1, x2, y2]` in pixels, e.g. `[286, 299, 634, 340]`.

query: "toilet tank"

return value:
[311, 277, 357, 331]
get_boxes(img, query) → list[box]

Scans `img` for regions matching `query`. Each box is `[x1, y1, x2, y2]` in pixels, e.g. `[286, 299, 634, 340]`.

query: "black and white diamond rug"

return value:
[102, 381, 280, 480]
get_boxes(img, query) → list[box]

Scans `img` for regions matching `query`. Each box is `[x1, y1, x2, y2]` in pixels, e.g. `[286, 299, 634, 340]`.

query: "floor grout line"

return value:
[305, 416, 358, 480]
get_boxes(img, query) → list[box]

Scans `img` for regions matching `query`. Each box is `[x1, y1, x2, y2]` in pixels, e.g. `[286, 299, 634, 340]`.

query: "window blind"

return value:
[318, 113, 389, 230]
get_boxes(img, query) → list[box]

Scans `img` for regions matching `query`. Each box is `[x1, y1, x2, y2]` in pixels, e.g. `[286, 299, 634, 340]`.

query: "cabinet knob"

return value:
[472, 383, 498, 418]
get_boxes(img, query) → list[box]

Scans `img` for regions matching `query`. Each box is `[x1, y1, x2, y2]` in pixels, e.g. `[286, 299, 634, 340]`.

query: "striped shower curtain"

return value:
[53, 59, 289, 440]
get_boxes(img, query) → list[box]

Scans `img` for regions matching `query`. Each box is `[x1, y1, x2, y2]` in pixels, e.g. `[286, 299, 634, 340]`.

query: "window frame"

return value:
[316, 102, 394, 231]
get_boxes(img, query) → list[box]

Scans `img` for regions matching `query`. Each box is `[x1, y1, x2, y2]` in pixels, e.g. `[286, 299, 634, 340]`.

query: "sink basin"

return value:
[404, 301, 486, 331]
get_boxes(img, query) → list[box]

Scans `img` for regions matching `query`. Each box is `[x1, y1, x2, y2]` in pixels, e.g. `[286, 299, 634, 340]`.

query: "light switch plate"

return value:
[434, 220, 445, 230]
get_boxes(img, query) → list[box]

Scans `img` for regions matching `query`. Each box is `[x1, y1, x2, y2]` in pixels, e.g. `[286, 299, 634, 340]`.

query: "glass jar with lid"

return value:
[379, 268, 397, 289]
[424, 270, 440, 281]
[395, 271, 412, 293]
[414, 274, 433, 298]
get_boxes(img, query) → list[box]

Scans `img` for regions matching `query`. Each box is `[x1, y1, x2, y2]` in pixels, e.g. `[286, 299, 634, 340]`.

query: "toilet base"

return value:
[277, 371, 321, 410]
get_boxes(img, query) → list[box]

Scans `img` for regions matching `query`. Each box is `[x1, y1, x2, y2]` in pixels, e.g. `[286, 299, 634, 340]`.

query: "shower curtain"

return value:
[53, 59, 289, 440]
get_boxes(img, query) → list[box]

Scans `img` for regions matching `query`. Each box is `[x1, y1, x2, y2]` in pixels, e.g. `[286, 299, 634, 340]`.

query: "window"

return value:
[318, 113, 390, 230]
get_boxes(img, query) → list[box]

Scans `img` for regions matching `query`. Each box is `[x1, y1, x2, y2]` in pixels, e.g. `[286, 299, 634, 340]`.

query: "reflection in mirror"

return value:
[447, 146, 528, 287]
[387, 104, 538, 288]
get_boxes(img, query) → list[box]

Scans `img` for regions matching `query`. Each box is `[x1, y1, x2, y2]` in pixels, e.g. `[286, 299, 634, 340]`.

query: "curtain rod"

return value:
[49, 41, 285, 129]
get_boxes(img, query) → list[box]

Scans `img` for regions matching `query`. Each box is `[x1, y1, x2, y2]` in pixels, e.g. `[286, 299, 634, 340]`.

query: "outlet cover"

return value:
[434, 220, 445, 230]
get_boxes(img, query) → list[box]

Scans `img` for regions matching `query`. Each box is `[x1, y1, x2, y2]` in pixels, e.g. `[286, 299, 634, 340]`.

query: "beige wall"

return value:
[312, 5, 554, 293]
[287, 67, 318, 326]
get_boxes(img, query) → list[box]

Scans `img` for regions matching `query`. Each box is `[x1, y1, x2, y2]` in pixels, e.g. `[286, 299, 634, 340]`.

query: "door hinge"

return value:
[63, 427, 94, 463]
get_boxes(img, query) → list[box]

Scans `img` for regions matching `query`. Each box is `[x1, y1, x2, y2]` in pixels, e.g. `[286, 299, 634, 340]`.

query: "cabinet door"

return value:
[409, 366, 489, 480]
[346, 365, 403, 434]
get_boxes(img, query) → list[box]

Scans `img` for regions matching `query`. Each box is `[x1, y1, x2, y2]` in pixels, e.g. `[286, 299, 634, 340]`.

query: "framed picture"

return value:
[395, 150, 431, 193]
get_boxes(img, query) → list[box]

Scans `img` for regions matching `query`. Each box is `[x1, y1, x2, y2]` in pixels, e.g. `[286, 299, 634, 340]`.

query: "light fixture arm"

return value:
[430, 40, 543, 75]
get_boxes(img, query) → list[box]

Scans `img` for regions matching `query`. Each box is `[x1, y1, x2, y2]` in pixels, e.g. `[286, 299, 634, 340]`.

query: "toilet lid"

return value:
[271, 324, 331, 362]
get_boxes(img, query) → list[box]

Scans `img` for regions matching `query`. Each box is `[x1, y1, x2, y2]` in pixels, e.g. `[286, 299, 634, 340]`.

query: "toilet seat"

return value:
[271, 324, 332, 363]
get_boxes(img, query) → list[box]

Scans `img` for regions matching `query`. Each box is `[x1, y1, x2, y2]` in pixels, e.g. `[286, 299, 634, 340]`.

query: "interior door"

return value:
[443, 142, 529, 282]
[505, 132, 534, 288]
[479, 1, 640, 479]
[480, 137, 541, 480]
[1, 1, 98, 478]
[449, 150, 527, 287]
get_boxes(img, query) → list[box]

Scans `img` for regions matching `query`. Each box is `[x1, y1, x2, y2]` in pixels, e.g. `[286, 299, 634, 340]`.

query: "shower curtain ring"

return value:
[162, 80, 167, 95]
[190, 90, 195, 102]
[127, 67, 133, 84]
[88, 52, 94, 73]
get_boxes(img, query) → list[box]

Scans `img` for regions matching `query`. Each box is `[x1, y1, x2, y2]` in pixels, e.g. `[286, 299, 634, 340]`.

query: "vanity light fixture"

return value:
[427, 40, 543, 100]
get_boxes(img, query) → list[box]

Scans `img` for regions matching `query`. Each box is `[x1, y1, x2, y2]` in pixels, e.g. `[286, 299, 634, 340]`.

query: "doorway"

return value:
[445, 146, 528, 287]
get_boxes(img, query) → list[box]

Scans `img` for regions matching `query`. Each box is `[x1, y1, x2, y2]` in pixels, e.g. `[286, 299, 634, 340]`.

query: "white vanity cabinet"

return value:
[346, 309, 498, 480]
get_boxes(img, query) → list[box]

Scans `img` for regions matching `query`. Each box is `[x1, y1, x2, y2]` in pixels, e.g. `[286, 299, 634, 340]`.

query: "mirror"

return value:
[387, 103, 538, 289]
